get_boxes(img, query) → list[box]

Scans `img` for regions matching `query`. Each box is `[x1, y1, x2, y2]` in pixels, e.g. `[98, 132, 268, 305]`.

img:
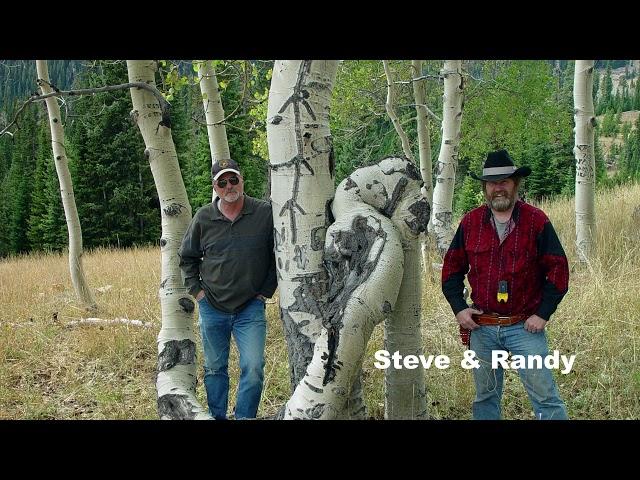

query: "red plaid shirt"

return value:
[442, 200, 569, 320]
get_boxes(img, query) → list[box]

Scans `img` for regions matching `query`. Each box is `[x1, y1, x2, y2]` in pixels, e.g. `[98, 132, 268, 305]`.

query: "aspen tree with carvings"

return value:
[573, 60, 596, 263]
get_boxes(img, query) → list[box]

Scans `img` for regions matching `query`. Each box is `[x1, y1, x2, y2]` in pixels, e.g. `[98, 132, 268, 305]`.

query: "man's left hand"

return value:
[524, 314, 547, 333]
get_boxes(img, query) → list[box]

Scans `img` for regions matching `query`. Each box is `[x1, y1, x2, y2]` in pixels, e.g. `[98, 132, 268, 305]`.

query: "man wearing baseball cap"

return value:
[178, 158, 277, 419]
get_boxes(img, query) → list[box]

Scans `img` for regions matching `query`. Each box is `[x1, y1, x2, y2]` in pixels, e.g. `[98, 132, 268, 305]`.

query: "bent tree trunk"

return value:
[282, 157, 429, 419]
[432, 60, 464, 255]
[573, 60, 596, 263]
[268, 61, 429, 419]
[127, 60, 210, 420]
[36, 60, 97, 311]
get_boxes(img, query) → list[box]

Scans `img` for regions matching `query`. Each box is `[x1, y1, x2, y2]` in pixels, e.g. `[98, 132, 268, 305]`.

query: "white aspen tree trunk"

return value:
[411, 60, 433, 272]
[384, 237, 427, 419]
[36, 60, 97, 312]
[127, 60, 210, 420]
[282, 157, 429, 419]
[382, 61, 414, 162]
[432, 60, 464, 256]
[196, 60, 230, 202]
[573, 60, 596, 263]
[267, 60, 339, 396]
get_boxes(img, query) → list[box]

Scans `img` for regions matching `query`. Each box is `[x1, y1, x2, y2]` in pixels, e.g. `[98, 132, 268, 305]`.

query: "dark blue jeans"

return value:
[197, 296, 266, 419]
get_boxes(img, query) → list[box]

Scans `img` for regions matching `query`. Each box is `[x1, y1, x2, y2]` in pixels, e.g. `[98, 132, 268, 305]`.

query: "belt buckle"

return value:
[497, 316, 510, 325]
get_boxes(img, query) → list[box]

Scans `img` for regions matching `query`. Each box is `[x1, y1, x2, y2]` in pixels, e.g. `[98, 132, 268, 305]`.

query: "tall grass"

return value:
[1, 183, 639, 419]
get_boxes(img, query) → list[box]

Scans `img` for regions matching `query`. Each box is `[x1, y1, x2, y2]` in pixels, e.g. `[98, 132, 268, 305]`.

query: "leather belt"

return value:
[471, 313, 527, 326]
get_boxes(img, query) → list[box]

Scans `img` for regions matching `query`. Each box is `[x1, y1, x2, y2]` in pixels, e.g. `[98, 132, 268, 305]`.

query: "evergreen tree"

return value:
[594, 135, 607, 186]
[600, 109, 618, 137]
[454, 174, 482, 215]
[4, 104, 39, 253]
[27, 116, 67, 251]
[65, 60, 160, 249]
[619, 116, 640, 179]
[592, 69, 600, 102]
[598, 63, 614, 115]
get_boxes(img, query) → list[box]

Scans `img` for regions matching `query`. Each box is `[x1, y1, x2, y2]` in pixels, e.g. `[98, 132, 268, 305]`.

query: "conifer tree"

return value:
[5, 104, 38, 253]
[65, 60, 160, 249]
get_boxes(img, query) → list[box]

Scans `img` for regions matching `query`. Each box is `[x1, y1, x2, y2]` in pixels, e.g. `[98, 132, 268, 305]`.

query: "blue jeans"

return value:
[469, 321, 568, 420]
[197, 296, 266, 419]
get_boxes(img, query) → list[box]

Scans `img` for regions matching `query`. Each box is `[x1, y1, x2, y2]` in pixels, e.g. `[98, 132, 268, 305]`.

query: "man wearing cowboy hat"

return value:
[178, 159, 277, 419]
[441, 149, 569, 419]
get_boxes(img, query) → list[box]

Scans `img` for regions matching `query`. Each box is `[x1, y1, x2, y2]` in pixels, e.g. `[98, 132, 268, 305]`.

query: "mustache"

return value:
[491, 191, 511, 198]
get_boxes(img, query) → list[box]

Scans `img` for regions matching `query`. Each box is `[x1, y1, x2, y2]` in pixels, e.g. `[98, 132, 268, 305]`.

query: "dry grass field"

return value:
[1, 183, 639, 420]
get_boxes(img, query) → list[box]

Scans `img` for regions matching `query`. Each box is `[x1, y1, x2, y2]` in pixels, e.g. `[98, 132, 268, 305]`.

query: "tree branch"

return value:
[0, 81, 171, 137]
[383, 60, 415, 162]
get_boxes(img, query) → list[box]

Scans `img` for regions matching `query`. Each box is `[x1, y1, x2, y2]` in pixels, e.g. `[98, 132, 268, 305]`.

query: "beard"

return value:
[221, 190, 241, 203]
[487, 192, 515, 212]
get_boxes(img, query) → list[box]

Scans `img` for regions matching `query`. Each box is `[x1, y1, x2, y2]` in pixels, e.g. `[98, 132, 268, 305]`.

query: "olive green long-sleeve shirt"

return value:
[178, 195, 277, 314]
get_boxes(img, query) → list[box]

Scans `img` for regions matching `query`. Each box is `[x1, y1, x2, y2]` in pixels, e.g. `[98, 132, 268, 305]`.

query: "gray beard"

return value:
[489, 195, 514, 212]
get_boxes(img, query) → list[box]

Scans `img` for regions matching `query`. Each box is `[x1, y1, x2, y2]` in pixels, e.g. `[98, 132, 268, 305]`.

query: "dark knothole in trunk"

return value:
[158, 394, 197, 420]
[405, 199, 431, 235]
[158, 339, 196, 372]
[178, 297, 195, 313]
[163, 203, 186, 216]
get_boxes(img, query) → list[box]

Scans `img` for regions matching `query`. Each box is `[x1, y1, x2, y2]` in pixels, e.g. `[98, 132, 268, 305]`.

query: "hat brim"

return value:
[470, 166, 531, 182]
[213, 168, 241, 181]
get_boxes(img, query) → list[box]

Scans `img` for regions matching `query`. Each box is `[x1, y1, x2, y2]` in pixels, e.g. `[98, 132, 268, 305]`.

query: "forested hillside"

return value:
[1, 59, 639, 258]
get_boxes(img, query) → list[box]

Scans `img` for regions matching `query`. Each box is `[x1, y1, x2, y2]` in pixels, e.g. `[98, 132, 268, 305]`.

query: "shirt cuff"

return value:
[451, 298, 470, 316]
[187, 282, 203, 298]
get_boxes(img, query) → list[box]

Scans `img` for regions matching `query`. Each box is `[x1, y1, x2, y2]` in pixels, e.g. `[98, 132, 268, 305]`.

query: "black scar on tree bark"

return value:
[380, 156, 422, 181]
[163, 203, 186, 216]
[381, 177, 408, 217]
[322, 216, 385, 385]
[158, 339, 196, 372]
[344, 177, 357, 190]
[178, 297, 195, 313]
[280, 307, 316, 392]
[405, 199, 431, 235]
[157, 394, 197, 420]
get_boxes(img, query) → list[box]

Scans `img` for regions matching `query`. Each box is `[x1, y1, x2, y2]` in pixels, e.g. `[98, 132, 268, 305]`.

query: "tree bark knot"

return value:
[158, 339, 196, 372]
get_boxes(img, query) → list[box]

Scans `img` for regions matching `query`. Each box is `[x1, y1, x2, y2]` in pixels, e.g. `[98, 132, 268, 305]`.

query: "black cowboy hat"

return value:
[469, 149, 531, 182]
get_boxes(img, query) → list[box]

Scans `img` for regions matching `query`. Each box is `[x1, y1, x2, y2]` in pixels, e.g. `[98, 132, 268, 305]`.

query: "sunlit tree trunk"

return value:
[384, 229, 427, 419]
[573, 60, 596, 263]
[432, 60, 464, 255]
[267, 60, 339, 396]
[36, 60, 97, 312]
[382, 60, 414, 162]
[196, 60, 230, 202]
[127, 60, 210, 420]
[411, 59, 433, 270]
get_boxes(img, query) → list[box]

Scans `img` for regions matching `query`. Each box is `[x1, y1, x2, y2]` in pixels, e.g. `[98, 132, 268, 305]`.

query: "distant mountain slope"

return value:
[0, 60, 84, 113]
